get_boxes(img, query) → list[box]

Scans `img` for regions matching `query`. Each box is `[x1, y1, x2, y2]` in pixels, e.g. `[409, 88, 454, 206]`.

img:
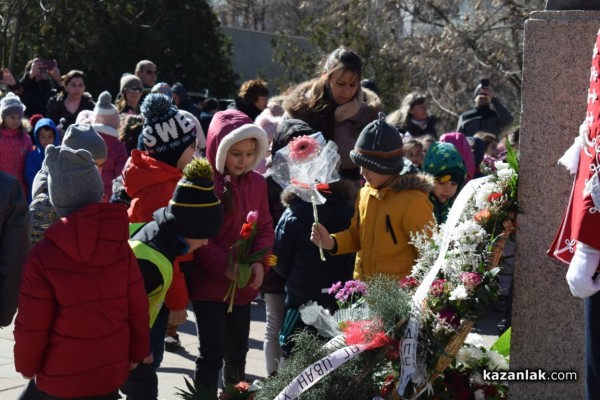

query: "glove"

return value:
[566, 243, 600, 298]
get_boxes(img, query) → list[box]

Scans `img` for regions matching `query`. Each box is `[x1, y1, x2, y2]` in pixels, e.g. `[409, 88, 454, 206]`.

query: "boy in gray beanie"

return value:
[311, 114, 435, 280]
[29, 124, 107, 244]
[14, 145, 150, 400]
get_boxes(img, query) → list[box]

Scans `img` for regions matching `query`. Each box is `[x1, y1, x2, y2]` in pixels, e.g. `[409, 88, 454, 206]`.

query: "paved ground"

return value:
[0, 297, 505, 399]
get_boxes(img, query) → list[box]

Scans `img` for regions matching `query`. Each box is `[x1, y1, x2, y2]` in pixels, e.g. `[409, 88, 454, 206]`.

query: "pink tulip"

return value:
[247, 210, 258, 224]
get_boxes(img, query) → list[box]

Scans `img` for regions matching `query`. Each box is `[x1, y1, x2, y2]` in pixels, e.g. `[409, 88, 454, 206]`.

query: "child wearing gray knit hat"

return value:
[62, 124, 108, 161]
[45, 145, 104, 217]
[29, 124, 107, 244]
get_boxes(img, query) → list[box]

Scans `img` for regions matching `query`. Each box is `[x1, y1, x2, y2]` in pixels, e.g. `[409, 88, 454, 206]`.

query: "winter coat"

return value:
[190, 113, 274, 305]
[123, 149, 182, 223]
[0, 126, 32, 196]
[283, 82, 383, 176]
[130, 208, 189, 326]
[0, 172, 29, 327]
[14, 203, 150, 398]
[332, 173, 435, 280]
[399, 116, 438, 139]
[456, 98, 514, 137]
[46, 92, 95, 131]
[94, 124, 129, 202]
[24, 118, 60, 203]
[275, 180, 356, 309]
[18, 74, 57, 117]
[228, 97, 263, 121]
[122, 149, 190, 312]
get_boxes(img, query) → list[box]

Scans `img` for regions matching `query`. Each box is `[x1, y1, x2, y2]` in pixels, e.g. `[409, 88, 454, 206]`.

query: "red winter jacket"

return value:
[123, 150, 182, 223]
[14, 203, 149, 398]
[122, 149, 189, 310]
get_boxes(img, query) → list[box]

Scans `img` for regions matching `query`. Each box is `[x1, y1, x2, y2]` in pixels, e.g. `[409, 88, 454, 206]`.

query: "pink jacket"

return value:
[0, 126, 32, 196]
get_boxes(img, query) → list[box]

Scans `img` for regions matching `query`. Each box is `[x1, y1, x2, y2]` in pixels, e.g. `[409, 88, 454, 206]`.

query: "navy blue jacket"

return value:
[274, 180, 356, 310]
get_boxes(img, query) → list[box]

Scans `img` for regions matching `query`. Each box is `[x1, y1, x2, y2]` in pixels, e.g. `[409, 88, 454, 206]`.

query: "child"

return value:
[403, 138, 424, 169]
[29, 123, 107, 245]
[122, 93, 197, 364]
[311, 114, 434, 280]
[474, 130, 500, 173]
[440, 132, 475, 181]
[24, 118, 60, 203]
[14, 145, 150, 400]
[91, 91, 129, 202]
[121, 157, 224, 400]
[0, 92, 33, 197]
[421, 141, 467, 224]
[189, 109, 274, 395]
[275, 168, 357, 357]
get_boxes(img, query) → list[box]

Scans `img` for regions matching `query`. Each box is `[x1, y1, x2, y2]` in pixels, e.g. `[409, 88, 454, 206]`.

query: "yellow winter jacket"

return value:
[331, 173, 434, 280]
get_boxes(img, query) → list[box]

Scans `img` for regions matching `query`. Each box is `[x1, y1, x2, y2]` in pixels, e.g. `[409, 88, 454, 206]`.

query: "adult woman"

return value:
[386, 91, 437, 139]
[115, 74, 144, 116]
[283, 47, 382, 181]
[46, 70, 95, 132]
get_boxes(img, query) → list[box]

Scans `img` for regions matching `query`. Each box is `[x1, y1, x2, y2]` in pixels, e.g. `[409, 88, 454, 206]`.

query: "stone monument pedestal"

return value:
[512, 10, 600, 400]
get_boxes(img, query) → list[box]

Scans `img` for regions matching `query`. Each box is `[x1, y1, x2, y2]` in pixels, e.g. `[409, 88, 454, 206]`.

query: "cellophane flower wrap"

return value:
[270, 132, 340, 205]
[223, 210, 274, 313]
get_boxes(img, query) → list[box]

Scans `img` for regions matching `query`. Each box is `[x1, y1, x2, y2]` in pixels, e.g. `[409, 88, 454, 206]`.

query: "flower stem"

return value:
[311, 194, 325, 261]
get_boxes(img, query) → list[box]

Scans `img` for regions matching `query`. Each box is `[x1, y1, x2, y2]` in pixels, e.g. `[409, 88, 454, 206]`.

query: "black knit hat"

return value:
[140, 93, 196, 167]
[350, 113, 404, 175]
[165, 158, 223, 239]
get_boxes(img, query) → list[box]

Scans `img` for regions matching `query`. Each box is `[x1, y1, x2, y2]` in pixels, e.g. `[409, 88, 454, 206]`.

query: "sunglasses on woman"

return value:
[125, 87, 143, 94]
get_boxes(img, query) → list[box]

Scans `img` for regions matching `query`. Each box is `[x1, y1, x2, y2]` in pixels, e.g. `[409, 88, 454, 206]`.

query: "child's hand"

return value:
[225, 262, 239, 281]
[311, 223, 334, 250]
[249, 263, 264, 290]
[142, 353, 154, 365]
[168, 308, 188, 325]
[129, 361, 139, 371]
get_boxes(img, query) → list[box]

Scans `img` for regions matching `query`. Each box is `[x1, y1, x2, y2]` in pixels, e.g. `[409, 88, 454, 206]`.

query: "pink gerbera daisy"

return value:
[288, 135, 319, 163]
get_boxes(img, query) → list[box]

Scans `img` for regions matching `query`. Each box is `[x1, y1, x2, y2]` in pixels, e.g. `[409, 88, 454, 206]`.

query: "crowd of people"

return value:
[0, 49, 518, 400]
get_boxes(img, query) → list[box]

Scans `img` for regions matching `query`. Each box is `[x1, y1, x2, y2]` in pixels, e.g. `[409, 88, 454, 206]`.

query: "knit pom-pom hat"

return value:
[92, 91, 120, 132]
[140, 93, 196, 167]
[165, 158, 223, 238]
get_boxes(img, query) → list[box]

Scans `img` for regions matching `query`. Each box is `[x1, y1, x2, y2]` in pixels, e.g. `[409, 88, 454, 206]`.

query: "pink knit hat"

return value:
[92, 91, 120, 130]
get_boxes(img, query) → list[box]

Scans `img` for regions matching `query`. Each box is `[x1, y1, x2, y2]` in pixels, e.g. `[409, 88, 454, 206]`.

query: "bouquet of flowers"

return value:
[223, 210, 274, 313]
[270, 132, 340, 260]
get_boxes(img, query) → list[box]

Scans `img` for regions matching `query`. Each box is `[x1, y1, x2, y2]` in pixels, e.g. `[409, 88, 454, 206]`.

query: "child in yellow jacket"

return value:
[311, 114, 434, 280]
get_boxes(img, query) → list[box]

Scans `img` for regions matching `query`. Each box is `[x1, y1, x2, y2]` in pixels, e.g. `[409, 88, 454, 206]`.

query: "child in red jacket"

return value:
[14, 145, 150, 400]
[122, 93, 197, 365]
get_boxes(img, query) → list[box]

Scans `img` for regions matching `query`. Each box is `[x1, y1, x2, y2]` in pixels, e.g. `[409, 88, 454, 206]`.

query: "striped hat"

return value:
[165, 158, 223, 239]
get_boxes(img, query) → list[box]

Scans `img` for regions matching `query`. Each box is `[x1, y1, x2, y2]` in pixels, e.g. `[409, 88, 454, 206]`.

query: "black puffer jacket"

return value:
[273, 179, 356, 310]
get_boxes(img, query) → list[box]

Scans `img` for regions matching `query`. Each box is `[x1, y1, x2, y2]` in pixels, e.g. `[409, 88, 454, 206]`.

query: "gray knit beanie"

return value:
[45, 145, 104, 217]
[350, 113, 405, 175]
[62, 124, 108, 161]
[0, 92, 25, 120]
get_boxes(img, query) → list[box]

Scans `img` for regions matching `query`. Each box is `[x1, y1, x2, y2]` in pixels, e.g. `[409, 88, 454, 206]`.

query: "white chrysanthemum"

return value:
[474, 389, 486, 400]
[465, 333, 484, 346]
[475, 182, 497, 208]
[472, 371, 485, 385]
[449, 285, 468, 301]
[496, 162, 514, 179]
[487, 349, 509, 371]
